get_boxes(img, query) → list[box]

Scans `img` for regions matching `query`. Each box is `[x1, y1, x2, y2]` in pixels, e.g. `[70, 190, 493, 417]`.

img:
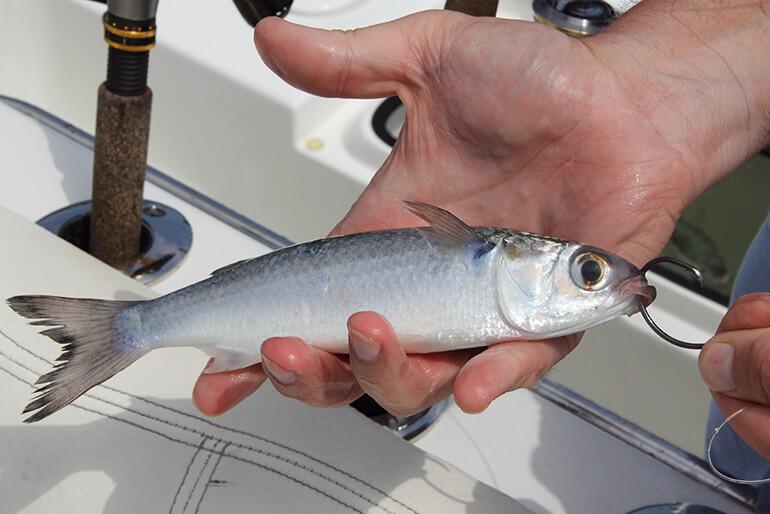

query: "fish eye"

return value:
[571, 252, 608, 290]
[581, 259, 602, 283]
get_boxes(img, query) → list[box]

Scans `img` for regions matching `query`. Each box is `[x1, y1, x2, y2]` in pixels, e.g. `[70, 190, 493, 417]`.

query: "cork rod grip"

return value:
[90, 84, 152, 269]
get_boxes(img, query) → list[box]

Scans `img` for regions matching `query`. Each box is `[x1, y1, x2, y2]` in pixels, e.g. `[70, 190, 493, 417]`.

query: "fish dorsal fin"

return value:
[210, 258, 251, 276]
[404, 200, 494, 257]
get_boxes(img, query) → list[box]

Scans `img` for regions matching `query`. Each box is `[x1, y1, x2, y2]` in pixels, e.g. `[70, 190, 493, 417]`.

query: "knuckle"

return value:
[361, 383, 427, 418]
[274, 377, 360, 408]
[752, 332, 770, 400]
[516, 373, 542, 391]
[510, 365, 547, 392]
[357, 364, 436, 417]
[334, 31, 356, 97]
[533, 356, 554, 383]
[355, 369, 388, 392]
[320, 380, 363, 407]
[517, 355, 551, 390]
[490, 346, 554, 393]
[371, 384, 443, 418]
[415, 362, 455, 400]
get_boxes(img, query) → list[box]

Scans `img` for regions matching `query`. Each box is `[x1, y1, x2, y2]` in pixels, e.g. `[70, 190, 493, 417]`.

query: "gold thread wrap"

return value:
[104, 22, 157, 39]
[104, 39, 156, 52]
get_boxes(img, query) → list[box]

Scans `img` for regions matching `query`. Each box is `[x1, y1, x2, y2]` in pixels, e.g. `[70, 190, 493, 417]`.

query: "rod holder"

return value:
[87, 0, 295, 273]
[39, 200, 192, 286]
[89, 6, 157, 270]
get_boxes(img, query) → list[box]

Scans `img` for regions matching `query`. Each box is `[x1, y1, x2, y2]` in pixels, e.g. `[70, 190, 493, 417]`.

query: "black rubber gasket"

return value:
[371, 96, 402, 148]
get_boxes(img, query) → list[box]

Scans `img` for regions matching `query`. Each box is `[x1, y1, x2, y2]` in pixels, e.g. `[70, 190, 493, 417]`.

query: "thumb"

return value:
[253, 11, 466, 98]
[699, 328, 770, 405]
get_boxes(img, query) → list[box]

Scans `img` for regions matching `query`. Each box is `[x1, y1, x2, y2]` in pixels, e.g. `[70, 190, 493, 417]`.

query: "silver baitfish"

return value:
[7, 201, 655, 422]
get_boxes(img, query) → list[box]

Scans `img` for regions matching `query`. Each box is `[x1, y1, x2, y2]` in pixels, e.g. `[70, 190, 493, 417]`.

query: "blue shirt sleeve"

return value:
[707, 213, 770, 503]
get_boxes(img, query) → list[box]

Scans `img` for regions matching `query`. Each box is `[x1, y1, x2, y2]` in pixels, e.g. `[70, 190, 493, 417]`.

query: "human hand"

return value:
[194, 7, 769, 417]
[699, 293, 770, 460]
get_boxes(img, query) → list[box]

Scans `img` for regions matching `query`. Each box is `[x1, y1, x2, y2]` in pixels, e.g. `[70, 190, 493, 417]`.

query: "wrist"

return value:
[583, 1, 770, 196]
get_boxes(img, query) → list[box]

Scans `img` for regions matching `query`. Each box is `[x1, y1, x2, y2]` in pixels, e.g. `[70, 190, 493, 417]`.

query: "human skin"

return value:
[193, 1, 770, 418]
[700, 293, 770, 460]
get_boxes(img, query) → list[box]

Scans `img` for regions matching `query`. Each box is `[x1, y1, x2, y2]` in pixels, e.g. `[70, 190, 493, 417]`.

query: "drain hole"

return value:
[58, 213, 153, 254]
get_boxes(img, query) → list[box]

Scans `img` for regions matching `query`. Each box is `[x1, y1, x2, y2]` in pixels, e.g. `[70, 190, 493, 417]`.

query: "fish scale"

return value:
[139, 228, 511, 358]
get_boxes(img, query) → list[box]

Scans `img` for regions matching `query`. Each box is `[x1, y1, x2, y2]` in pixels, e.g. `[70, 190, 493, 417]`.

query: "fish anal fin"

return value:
[403, 200, 494, 258]
[202, 348, 261, 374]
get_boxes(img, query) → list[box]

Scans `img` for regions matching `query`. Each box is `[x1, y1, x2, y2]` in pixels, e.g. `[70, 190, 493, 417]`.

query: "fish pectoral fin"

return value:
[404, 200, 493, 257]
[202, 348, 262, 374]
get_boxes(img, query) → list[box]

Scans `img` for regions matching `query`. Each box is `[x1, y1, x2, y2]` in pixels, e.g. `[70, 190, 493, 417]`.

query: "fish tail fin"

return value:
[6, 295, 147, 423]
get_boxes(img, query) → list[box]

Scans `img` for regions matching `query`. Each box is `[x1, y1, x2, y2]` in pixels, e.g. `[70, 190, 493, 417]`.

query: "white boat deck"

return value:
[0, 90, 751, 513]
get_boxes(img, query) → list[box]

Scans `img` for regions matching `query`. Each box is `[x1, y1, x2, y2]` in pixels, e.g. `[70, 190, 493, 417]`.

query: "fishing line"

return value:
[640, 258, 770, 485]
[706, 405, 770, 485]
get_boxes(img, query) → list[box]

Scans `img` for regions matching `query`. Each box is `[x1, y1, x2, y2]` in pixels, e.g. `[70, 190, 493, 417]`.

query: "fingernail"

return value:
[700, 342, 736, 392]
[262, 358, 296, 385]
[349, 328, 381, 363]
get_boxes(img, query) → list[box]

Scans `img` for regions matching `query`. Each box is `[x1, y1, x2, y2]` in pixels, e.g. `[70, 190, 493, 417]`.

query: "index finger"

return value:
[717, 293, 770, 333]
[347, 311, 476, 417]
[453, 334, 581, 413]
[193, 363, 267, 416]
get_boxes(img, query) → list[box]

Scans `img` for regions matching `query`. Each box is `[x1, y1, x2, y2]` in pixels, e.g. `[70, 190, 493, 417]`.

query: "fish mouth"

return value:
[617, 275, 657, 307]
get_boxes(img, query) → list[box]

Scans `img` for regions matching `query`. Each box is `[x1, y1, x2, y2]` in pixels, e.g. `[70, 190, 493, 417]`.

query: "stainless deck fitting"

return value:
[38, 200, 192, 286]
[389, 400, 450, 440]
[351, 396, 450, 440]
[532, 0, 616, 37]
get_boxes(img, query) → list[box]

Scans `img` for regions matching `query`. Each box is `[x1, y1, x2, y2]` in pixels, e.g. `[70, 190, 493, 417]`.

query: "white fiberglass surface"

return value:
[0, 93, 750, 513]
[0, 0, 750, 509]
[0, 0, 540, 244]
[0, 102, 272, 294]
[0, 97, 531, 514]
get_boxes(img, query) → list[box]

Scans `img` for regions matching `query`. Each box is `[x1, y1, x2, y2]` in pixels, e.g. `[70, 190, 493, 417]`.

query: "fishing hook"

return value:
[638, 256, 705, 350]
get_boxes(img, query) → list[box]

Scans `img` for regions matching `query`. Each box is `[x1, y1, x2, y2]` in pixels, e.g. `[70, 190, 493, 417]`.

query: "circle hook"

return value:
[638, 256, 705, 350]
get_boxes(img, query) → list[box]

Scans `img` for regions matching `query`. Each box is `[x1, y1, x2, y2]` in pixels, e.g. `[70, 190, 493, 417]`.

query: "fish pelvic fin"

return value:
[201, 347, 261, 373]
[6, 295, 147, 423]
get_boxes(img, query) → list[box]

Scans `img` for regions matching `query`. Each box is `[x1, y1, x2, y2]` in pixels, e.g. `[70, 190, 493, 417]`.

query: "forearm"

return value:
[586, 1, 770, 199]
